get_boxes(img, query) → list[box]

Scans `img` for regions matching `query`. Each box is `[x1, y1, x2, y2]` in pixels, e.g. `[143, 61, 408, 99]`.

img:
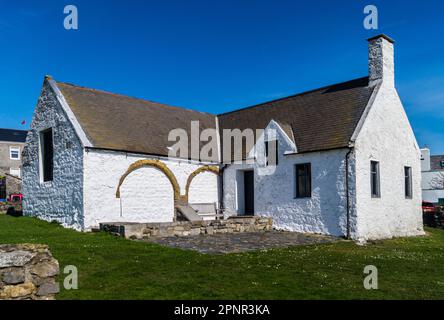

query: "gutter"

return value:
[345, 147, 353, 239]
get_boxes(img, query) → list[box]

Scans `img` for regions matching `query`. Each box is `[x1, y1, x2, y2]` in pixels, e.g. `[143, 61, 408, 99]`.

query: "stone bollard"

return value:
[0, 244, 60, 300]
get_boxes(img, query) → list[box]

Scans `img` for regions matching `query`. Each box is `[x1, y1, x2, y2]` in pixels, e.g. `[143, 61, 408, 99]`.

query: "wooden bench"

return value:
[190, 203, 224, 221]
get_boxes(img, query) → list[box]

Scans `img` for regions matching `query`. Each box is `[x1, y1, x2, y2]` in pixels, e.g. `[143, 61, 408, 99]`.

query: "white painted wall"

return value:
[223, 127, 352, 237]
[353, 83, 424, 241]
[188, 171, 219, 205]
[83, 149, 219, 230]
[119, 166, 175, 223]
[422, 171, 444, 203]
[22, 81, 85, 230]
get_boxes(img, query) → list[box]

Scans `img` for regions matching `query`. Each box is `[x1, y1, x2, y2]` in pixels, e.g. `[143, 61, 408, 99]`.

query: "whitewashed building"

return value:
[23, 34, 424, 241]
[420, 147, 444, 204]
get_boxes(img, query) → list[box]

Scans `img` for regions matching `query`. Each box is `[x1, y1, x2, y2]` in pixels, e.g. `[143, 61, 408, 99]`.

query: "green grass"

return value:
[1, 215, 443, 299]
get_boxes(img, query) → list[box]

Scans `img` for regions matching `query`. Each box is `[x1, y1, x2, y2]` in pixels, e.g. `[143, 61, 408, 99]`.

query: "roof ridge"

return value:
[217, 76, 370, 117]
[55, 80, 217, 117]
[0, 128, 29, 132]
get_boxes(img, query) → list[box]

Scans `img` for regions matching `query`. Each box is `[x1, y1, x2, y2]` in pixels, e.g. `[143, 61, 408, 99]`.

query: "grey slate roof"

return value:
[218, 77, 376, 158]
[0, 128, 28, 143]
[53, 76, 376, 160]
[56, 81, 217, 160]
[431, 155, 444, 171]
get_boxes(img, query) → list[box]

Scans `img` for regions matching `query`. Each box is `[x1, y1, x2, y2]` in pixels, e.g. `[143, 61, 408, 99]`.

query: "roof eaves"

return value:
[48, 79, 94, 148]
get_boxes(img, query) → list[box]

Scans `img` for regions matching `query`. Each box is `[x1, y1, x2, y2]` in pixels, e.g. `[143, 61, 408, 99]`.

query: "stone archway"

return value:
[116, 159, 182, 202]
[185, 165, 220, 201]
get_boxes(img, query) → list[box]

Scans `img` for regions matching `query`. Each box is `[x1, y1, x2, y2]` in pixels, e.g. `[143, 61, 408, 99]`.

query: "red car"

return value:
[422, 201, 436, 214]
[8, 193, 23, 203]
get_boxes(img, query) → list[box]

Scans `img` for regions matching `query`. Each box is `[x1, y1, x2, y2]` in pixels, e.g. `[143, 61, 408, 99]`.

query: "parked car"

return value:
[423, 201, 444, 228]
[7, 194, 23, 203]
[422, 201, 436, 215]
[6, 193, 23, 217]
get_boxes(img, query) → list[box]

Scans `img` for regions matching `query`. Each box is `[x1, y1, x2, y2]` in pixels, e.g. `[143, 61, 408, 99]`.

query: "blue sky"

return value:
[0, 0, 443, 153]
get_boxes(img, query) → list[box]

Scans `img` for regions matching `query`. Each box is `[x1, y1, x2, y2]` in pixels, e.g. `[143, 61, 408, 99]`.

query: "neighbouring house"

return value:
[22, 34, 423, 241]
[420, 147, 444, 204]
[0, 128, 28, 200]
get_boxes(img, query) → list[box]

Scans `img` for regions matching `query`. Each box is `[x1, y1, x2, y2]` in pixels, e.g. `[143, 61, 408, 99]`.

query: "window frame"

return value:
[404, 166, 413, 199]
[295, 163, 312, 199]
[265, 139, 279, 166]
[9, 147, 20, 160]
[39, 128, 54, 183]
[9, 168, 21, 178]
[370, 160, 381, 198]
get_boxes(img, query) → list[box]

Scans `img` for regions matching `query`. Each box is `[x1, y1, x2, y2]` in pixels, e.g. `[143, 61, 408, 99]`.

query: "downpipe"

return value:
[345, 147, 353, 239]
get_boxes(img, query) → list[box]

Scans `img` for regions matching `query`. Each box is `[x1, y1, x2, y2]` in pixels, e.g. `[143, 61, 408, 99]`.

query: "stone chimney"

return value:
[368, 34, 395, 87]
[420, 147, 431, 172]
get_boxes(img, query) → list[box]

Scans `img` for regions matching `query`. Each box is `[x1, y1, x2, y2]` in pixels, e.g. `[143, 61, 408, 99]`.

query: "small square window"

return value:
[295, 163, 311, 198]
[10, 147, 20, 160]
[10, 168, 21, 178]
[440, 160, 444, 169]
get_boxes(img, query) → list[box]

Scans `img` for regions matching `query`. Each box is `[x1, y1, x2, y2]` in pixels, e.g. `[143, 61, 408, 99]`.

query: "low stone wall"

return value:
[100, 216, 273, 239]
[0, 202, 8, 213]
[0, 244, 60, 300]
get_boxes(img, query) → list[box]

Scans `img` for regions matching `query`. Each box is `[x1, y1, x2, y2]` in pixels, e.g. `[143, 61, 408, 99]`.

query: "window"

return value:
[404, 166, 412, 199]
[40, 129, 54, 182]
[295, 163, 311, 198]
[10, 147, 20, 160]
[10, 168, 21, 178]
[441, 160, 444, 169]
[370, 161, 380, 198]
[265, 140, 278, 166]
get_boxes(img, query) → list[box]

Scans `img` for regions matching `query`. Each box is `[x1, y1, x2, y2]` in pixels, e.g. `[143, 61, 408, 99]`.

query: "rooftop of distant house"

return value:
[0, 128, 28, 143]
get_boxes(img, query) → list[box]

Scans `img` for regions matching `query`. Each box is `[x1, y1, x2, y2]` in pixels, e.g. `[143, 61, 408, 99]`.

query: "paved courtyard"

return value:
[143, 231, 339, 254]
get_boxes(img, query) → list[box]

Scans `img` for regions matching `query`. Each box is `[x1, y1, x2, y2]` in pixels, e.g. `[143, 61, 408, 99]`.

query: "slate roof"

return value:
[53, 76, 376, 161]
[56, 81, 217, 160]
[0, 128, 28, 143]
[218, 77, 376, 158]
[431, 155, 444, 171]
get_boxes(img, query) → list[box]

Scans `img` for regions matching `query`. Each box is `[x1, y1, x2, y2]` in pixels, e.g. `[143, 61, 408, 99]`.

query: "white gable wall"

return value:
[83, 149, 219, 230]
[353, 84, 424, 241]
[22, 81, 85, 230]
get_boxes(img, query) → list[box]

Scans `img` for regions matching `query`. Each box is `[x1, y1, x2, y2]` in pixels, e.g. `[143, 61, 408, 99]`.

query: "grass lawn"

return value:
[0, 215, 443, 300]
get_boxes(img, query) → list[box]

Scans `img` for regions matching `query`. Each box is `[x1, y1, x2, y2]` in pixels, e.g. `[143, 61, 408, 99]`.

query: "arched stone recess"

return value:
[185, 166, 220, 202]
[116, 159, 181, 201]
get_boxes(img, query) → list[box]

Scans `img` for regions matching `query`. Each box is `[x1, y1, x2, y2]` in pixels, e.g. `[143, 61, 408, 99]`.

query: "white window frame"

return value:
[10, 168, 21, 178]
[9, 147, 20, 160]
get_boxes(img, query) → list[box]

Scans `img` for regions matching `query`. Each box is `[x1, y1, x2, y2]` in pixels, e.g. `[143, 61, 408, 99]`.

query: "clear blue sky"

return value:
[0, 0, 443, 153]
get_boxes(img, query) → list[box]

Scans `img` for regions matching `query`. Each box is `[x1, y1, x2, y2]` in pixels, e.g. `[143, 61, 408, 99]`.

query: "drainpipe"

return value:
[345, 147, 353, 239]
[219, 164, 227, 211]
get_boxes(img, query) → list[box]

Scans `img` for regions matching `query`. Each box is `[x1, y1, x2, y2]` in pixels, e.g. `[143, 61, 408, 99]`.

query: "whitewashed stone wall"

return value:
[421, 171, 444, 203]
[83, 149, 219, 230]
[188, 171, 219, 205]
[22, 81, 84, 230]
[353, 83, 424, 241]
[223, 147, 353, 237]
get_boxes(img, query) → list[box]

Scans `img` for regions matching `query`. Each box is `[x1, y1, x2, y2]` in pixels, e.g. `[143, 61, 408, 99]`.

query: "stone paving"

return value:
[142, 231, 339, 254]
